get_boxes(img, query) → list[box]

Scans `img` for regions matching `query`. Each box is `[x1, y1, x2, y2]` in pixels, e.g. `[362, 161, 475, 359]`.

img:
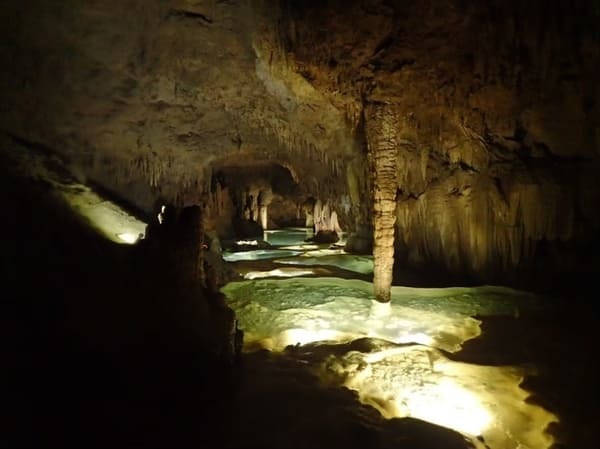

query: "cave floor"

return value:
[220, 229, 599, 449]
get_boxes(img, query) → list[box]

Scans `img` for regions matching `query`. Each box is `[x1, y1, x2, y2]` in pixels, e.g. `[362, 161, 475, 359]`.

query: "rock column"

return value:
[365, 104, 398, 302]
[258, 188, 272, 230]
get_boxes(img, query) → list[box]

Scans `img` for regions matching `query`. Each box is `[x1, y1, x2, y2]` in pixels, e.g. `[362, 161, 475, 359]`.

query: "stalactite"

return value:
[393, 168, 582, 280]
[420, 148, 429, 182]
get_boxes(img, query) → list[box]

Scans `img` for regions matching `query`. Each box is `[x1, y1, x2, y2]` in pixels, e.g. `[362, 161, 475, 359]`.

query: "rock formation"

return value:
[365, 104, 399, 301]
[1, 0, 599, 296]
[272, 0, 600, 296]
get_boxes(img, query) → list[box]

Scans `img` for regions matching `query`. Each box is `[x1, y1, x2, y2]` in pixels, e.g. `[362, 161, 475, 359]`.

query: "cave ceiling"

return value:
[2, 0, 598, 207]
[1, 0, 360, 210]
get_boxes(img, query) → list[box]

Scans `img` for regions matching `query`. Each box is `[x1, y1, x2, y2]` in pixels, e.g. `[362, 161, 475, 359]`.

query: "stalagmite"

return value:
[259, 206, 268, 230]
[365, 104, 398, 302]
[251, 194, 258, 222]
[322, 201, 331, 229]
[258, 188, 272, 230]
[330, 210, 342, 233]
[313, 199, 323, 232]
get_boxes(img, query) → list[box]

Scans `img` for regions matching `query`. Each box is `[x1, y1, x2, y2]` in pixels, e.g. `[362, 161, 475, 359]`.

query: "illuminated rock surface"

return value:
[223, 278, 557, 448]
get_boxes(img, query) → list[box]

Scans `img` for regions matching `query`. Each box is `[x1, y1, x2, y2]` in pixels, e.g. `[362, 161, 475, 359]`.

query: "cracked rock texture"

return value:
[1, 0, 599, 290]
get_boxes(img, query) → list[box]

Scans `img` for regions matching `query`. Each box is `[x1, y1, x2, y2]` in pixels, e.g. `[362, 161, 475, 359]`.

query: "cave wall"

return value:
[272, 0, 600, 288]
[2, 0, 600, 289]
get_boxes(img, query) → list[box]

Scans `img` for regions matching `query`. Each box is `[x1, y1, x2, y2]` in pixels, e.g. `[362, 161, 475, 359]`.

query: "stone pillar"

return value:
[365, 104, 398, 302]
[251, 195, 258, 222]
[259, 205, 268, 230]
[305, 209, 314, 228]
[313, 199, 323, 232]
[257, 188, 272, 230]
[331, 210, 342, 234]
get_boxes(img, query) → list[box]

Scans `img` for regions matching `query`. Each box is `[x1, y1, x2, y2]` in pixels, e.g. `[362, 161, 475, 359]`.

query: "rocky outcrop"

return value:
[142, 203, 242, 362]
[0, 138, 247, 448]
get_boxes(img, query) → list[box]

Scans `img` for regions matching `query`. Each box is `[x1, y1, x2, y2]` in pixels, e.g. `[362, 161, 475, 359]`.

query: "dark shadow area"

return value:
[390, 241, 600, 302]
[448, 307, 600, 449]
[0, 158, 238, 448]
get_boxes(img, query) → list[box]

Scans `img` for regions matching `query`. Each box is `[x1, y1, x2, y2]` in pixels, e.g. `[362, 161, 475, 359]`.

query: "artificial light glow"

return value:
[280, 328, 344, 346]
[237, 240, 258, 245]
[222, 249, 302, 262]
[223, 278, 482, 353]
[279, 244, 320, 250]
[303, 248, 345, 257]
[11, 146, 148, 244]
[275, 254, 374, 274]
[60, 183, 147, 244]
[117, 232, 140, 244]
[396, 377, 492, 436]
[223, 278, 558, 448]
[393, 332, 434, 346]
[244, 268, 314, 280]
[321, 343, 556, 448]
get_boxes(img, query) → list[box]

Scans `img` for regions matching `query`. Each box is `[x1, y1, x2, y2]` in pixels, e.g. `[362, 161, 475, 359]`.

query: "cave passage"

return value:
[28, 162, 559, 449]
[3, 134, 594, 449]
[3, 1, 600, 448]
[25, 159, 564, 449]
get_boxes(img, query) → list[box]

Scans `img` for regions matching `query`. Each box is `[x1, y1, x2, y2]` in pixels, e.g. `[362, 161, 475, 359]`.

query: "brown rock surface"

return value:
[2, 0, 600, 292]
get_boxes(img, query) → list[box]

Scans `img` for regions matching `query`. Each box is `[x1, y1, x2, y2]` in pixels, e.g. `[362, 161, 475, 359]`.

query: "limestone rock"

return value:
[1, 0, 599, 290]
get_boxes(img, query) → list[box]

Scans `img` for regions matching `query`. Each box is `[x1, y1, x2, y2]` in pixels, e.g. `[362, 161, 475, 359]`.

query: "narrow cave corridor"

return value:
[1, 1, 599, 449]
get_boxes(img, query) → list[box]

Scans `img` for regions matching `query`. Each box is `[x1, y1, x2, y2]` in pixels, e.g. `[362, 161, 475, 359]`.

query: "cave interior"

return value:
[2, 1, 599, 448]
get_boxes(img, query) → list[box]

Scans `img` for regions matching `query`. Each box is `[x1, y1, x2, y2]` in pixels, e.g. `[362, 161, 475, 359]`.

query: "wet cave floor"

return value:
[220, 229, 599, 449]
